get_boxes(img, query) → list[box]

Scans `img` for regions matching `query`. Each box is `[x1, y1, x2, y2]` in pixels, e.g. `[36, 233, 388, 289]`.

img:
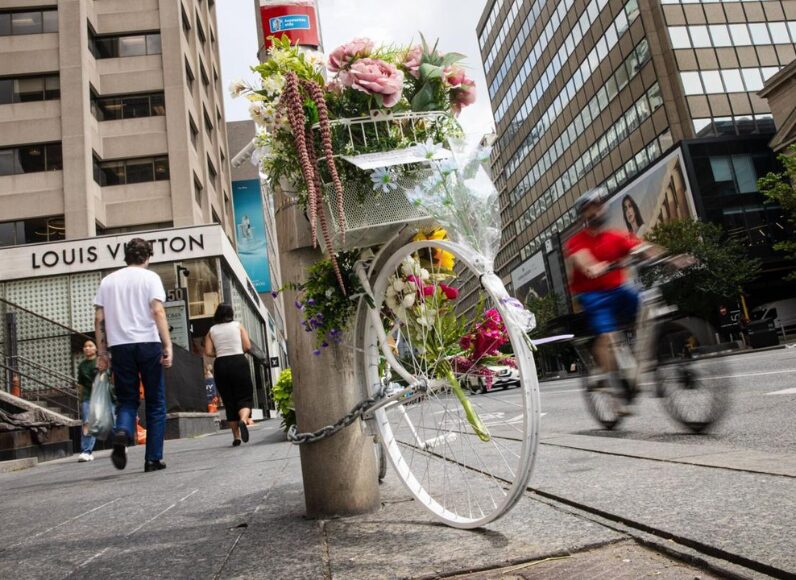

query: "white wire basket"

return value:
[313, 111, 454, 250]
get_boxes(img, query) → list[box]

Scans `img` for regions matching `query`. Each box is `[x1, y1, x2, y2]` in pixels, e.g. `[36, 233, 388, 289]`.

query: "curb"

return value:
[0, 457, 38, 473]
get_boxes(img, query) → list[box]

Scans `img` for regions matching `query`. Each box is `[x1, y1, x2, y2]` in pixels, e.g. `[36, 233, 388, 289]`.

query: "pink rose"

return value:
[403, 45, 423, 78]
[328, 37, 374, 72]
[346, 58, 405, 108]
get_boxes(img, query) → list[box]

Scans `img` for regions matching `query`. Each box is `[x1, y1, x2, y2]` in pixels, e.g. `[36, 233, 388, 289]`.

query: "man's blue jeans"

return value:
[80, 400, 95, 454]
[110, 342, 166, 462]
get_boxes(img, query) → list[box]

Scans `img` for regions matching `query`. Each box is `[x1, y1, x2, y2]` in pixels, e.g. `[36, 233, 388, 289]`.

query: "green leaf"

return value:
[410, 82, 437, 111]
[419, 63, 443, 79]
[441, 52, 466, 66]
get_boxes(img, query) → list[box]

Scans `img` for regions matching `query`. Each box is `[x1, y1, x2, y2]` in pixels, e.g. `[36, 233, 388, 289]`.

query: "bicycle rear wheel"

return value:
[657, 355, 731, 433]
[361, 240, 540, 528]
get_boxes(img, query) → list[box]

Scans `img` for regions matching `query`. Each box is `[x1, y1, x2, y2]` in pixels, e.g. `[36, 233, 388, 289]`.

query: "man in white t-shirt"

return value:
[94, 238, 173, 473]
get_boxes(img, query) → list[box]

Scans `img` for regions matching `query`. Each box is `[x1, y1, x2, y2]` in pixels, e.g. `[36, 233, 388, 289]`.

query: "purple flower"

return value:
[329, 328, 339, 335]
[321, 341, 329, 348]
[271, 291, 279, 298]
[313, 349, 321, 356]
[315, 312, 324, 321]
[307, 298, 316, 306]
[295, 300, 304, 309]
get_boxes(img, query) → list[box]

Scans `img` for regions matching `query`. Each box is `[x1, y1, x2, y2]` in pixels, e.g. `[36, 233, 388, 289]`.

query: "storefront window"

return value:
[181, 258, 221, 319]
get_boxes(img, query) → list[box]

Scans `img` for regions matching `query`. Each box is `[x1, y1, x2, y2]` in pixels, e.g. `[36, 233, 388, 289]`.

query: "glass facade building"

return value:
[477, 0, 796, 294]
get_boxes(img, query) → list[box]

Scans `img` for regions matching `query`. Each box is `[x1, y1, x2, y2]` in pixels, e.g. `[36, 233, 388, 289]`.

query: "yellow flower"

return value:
[414, 228, 455, 271]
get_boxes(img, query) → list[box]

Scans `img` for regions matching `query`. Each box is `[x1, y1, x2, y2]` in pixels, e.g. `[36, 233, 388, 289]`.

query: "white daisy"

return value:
[371, 167, 399, 194]
[416, 139, 443, 160]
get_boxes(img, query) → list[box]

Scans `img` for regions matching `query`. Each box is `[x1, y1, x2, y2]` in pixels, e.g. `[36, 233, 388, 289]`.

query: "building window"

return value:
[194, 175, 203, 205]
[207, 156, 218, 189]
[669, 21, 796, 49]
[185, 60, 195, 93]
[93, 156, 170, 186]
[0, 143, 62, 176]
[0, 74, 59, 105]
[90, 31, 162, 59]
[200, 61, 210, 92]
[0, 216, 65, 248]
[203, 108, 213, 136]
[181, 5, 191, 37]
[91, 92, 165, 121]
[196, 13, 206, 45]
[189, 115, 199, 149]
[0, 9, 58, 36]
[679, 67, 781, 96]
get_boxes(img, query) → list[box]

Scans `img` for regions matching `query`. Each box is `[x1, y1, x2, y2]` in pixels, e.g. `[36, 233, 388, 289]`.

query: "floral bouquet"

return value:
[232, 34, 475, 290]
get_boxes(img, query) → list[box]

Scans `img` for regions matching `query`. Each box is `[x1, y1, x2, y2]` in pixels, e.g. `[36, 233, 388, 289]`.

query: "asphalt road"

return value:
[466, 346, 796, 576]
[484, 346, 796, 453]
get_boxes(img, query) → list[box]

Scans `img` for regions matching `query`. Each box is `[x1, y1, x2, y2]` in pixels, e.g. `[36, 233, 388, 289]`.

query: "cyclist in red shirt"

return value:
[565, 188, 663, 410]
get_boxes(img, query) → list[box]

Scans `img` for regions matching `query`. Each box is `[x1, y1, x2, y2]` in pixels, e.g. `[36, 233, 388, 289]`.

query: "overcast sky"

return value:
[216, 0, 493, 138]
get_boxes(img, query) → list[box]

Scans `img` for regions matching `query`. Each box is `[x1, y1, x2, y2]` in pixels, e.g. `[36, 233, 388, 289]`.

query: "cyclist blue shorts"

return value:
[577, 285, 640, 335]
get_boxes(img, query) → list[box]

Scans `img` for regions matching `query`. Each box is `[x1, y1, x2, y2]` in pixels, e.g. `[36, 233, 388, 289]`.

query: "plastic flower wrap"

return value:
[407, 138, 537, 335]
[407, 137, 501, 270]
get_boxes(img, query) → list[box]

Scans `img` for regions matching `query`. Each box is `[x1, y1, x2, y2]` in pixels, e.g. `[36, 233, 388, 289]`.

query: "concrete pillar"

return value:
[59, 0, 96, 239]
[274, 188, 381, 518]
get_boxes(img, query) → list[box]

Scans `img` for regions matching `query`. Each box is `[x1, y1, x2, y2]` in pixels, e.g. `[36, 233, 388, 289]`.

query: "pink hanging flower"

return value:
[445, 66, 477, 114]
[403, 45, 423, 78]
[328, 37, 375, 72]
[444, 65, 468, 88]
[344, 58, 405, 107]
[325, 77, 345, 96]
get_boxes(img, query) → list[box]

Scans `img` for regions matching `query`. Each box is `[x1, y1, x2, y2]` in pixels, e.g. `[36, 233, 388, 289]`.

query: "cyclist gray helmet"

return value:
[574, 187, 608, 215]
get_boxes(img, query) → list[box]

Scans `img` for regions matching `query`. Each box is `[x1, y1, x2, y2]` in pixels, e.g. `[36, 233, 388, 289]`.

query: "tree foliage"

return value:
[644, 219, 761, 318]
[757, 144, 796, 280]
[524, 292, 562, 339]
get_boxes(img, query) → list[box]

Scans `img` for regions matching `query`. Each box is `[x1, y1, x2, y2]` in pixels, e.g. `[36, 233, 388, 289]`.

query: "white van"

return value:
[751, 298, 796, 332]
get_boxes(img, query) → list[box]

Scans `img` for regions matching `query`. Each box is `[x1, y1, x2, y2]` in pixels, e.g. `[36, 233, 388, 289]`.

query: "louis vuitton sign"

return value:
[0, 225, 225, 281]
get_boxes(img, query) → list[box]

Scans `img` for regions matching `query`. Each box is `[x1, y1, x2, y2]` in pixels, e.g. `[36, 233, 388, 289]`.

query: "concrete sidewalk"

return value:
[0, 421, 741, 579]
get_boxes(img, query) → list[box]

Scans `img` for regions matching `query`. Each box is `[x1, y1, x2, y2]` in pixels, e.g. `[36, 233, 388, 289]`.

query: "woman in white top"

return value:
[204, 303, 254, 446]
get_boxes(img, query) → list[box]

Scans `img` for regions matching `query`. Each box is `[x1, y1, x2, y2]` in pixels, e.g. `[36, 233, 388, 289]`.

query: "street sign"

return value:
[165, 299, 190, 350]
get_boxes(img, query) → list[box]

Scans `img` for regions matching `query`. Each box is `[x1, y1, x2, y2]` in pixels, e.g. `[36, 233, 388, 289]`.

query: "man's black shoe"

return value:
[239, 421, 249, 443]
[144, 460, 167, 472]
[110, 431, 128, 470]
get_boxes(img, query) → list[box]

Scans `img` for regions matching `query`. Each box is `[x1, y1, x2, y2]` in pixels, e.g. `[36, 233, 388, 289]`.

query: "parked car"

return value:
[751, 298, 796, 333]
[465, 365, 520, 394]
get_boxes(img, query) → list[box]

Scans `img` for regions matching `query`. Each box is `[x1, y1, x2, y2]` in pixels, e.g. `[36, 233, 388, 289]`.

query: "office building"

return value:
[0, 1, 277, 417]
[1, 0, 233, 241]
[477, 0, 796, 298]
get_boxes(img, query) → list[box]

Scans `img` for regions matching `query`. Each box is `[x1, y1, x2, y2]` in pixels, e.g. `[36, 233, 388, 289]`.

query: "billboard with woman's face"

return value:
[563, 147, 697, 242]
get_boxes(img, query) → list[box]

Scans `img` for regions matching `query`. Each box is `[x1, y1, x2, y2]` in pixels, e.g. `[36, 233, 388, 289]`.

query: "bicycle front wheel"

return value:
[361, 240, 540, 528]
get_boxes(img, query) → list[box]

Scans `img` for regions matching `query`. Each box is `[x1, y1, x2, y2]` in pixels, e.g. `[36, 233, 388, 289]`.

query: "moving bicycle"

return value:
[564, 189, 730, 431]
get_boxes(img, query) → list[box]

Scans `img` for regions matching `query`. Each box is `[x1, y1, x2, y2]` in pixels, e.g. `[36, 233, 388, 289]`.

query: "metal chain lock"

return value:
[287, 385, 388, 445]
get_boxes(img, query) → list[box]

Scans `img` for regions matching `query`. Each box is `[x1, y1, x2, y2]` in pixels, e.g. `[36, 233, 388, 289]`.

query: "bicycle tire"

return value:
[656, 353, 731, 433]
[375, 441, 388, 482]
[581, 375, 625, 430]
[360, 240, 540, 528]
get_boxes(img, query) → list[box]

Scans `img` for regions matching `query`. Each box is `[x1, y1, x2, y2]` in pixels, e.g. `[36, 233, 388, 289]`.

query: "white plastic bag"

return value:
[88, 371, 114, 439]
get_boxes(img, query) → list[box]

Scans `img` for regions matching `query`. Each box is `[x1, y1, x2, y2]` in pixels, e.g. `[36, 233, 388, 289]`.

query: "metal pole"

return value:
[5, 312, 19, 394]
